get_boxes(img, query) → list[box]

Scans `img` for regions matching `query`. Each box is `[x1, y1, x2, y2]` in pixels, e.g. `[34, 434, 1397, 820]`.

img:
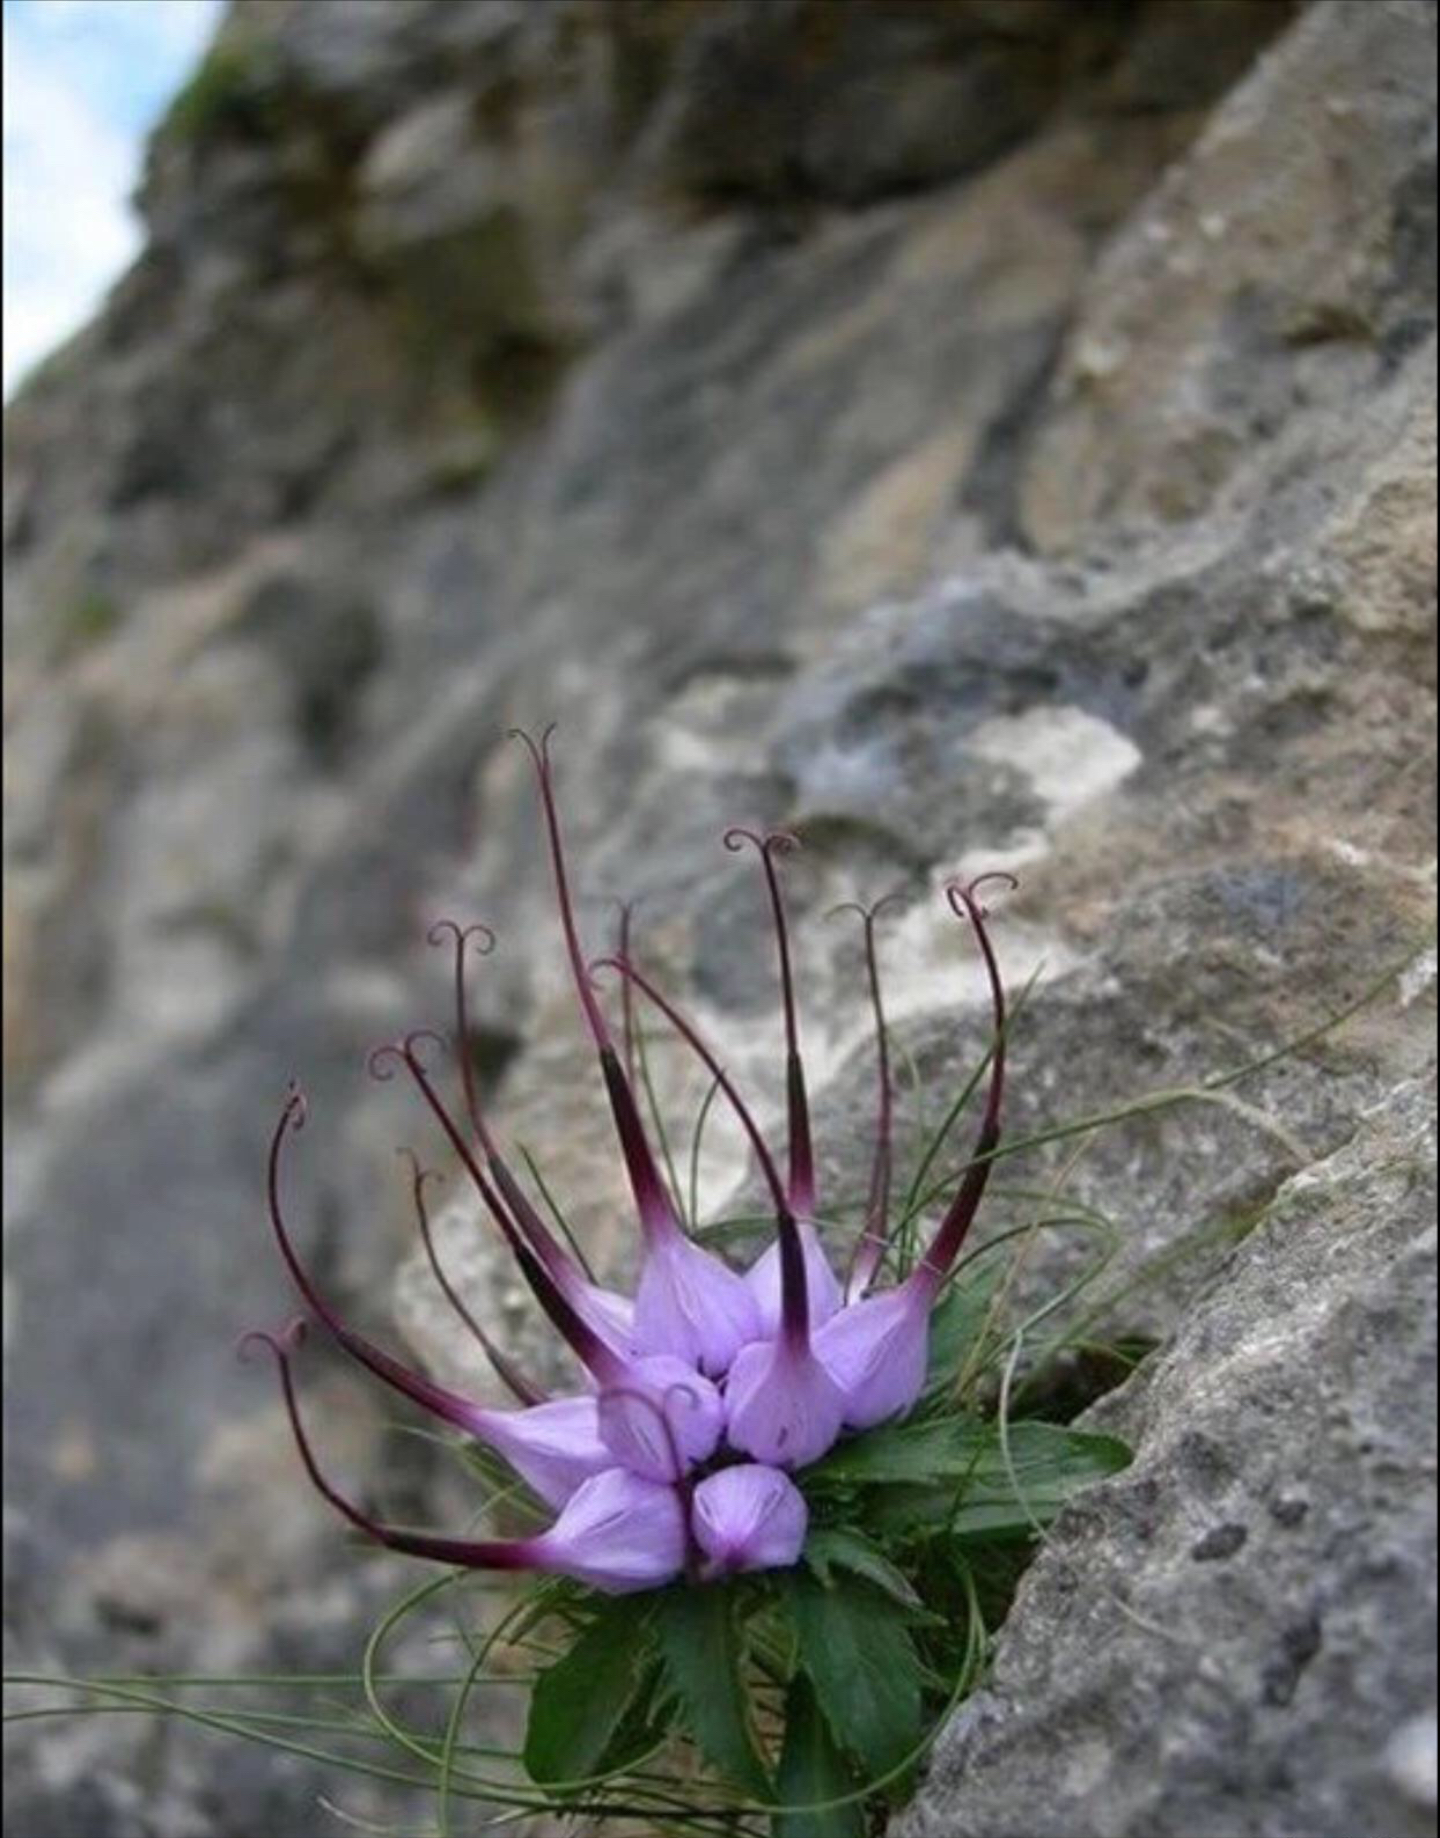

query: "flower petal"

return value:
[745, 1218, 842, 1337]
[633, 1234, 763, 1376]
[597, 1354, 724, 1482]
[813, 1285, 929, 1430]
[724, 1336, 846, 1470]
[533, 1467, 689, 1594]
[691, 1464, 808, 1577]
[473, 1395, 613, 1508]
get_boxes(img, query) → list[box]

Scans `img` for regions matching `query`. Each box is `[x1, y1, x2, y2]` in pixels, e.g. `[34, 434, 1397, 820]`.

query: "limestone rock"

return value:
[895, 1072, 1438, 1838]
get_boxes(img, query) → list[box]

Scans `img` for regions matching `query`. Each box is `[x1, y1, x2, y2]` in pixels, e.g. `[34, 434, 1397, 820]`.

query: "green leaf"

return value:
[784, 1574, 925, 1782]
[924, 1262, 1003, 1388]
[774, 1672, 865, 1838]
[805, 1413, 988, 1488]
[866, 1423, 1132, 1540]
[809, 1413, 1129, 1492]
[654, 1585, 772, 1800]
[523, 1601, 654, 1787]
[594, 1659, 671, 1776]
[803, 1527, 927, 1613]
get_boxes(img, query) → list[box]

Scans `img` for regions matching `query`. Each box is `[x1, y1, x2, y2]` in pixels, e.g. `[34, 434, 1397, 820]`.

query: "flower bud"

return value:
[813, 1283, 929, 1430]
[633, 1233, 763, 1375]
[692, 1464, 808, 1577]
[724, 1335, 847, 1470]
[531, 1468, 688, 1594]
[596, 1354, 725, 1481]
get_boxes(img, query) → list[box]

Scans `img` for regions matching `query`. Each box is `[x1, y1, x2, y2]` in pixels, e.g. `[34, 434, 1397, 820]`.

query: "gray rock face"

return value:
[895, 1072, 1437, 1838]
[3, 1, 1434, 1834]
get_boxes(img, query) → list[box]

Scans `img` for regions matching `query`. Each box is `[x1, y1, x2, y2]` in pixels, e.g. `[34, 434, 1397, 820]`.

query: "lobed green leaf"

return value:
[773, 1673, 865, 1838]
[654, 1585, 773, 1801]
[802, 1527, 927, 1614]
[523, 1599, 655, 1787]
[783, 1574, 925, 1783]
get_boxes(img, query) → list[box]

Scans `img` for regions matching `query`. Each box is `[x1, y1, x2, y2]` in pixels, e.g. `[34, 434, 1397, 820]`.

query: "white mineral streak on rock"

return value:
[968, 704, 1142, 826]
[1386, 1713, 1439, 1809]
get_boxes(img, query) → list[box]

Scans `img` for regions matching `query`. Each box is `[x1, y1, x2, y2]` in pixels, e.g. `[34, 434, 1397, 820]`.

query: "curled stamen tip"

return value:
[395, 1146, 445, 1198]
[370, 1026, 449, 1082]
[402, 1027, 449, 1066]
[723, 825, 801, 857]
[826, 889, 905, 926]
[947, 871, 1020, 919]
[426, 917, 497, 956]
[281, 1083, 309, 1129]
[508, 724, 557, 769]
[237, 1317, 308, 1364]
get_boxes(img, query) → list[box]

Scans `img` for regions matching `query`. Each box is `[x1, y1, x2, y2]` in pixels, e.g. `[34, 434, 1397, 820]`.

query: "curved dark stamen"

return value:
[244, 1328, 529, 1573]
[961, 870, 1021, 910]
[263, 1092, 492, 1438]
[510, 726, 611, 1051]
[943, 880, 1011, 1129]
[370, 1032, 572, 1284]
[426, 920, 498, 1159]
[911, 878, 1011, 1291]
[722, 826, 802, 858]
[723, 826, 813, 1215]
[399, 1149, 545, 1408]
[592, 955, 811, 1349]
[427, 919, 497, 955]
[515, 729, 680, 1243]
[825, 892, 907, 927]
[828, 899, 899, 1299]
[512, 1241, 618, 1384]
[237, 1315, 308, 1364]
[367, 1029, 447, 1084]
[421, 921, 583, 1286]
[614, 901, 639, 1091]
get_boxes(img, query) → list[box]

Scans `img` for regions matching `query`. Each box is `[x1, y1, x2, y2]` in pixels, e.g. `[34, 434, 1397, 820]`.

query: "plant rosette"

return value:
[244, 729, 1132, 1832]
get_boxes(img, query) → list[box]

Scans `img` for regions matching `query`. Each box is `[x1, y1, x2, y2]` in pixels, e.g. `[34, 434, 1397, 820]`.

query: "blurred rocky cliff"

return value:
[4, 2, 1435, 1834]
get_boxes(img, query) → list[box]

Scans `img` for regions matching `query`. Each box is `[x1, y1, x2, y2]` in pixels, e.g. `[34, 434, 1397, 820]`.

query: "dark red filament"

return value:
[724, 827, 815, 1216]
[911, 874, 1014, 1291]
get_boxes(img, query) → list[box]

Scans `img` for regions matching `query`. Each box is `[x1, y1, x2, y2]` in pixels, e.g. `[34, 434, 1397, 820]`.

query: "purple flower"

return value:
[816, 876, 1013, 1425]
[525, 1466, 688, 1593]
[248, 1326, 685, 1594]
[246, 730, 1012, 1596]
[691, 1464, 808, 1577]
[592, 953, 845, 1471]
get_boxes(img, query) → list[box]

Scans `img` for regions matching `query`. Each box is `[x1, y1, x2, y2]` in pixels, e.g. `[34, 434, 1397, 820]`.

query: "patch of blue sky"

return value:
[4, 0, 223, 397]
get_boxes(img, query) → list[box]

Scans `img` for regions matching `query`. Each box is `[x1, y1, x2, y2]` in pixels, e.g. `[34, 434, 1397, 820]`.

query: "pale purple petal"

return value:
[633, 1234, 763, 1376]
[531, 1467, 688, 1594]
[724, 1336, 846, 1470]
[472, 1395, 612, 1509]
[597, 1354, 724, 1482]
[813, 1284, 929, 1430]
[691, 1464, 808, 1577]
[574, 1279, 636, 1356]
[745, 1218, 842, 1337]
